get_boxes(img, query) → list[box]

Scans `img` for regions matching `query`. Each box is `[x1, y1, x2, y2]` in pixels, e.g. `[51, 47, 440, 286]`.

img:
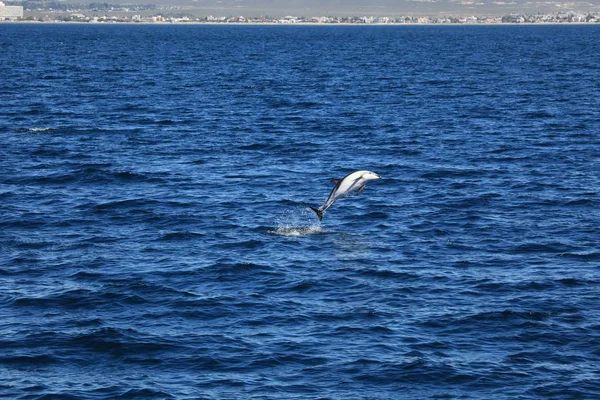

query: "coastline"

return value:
[2, 20, 600, 26]
[3, 3, 600, 25]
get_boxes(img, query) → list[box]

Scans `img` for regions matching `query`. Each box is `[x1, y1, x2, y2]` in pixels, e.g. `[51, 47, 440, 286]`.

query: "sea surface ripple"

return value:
[1, 24, 599, 399]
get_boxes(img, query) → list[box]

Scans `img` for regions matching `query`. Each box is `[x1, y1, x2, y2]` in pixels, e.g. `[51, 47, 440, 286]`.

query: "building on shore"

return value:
[0, 1, 23, 20]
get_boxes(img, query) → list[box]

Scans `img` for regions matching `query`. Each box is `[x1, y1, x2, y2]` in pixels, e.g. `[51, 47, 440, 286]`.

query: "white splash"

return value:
[271, 225, 327, 237]
[269, 207, 328, 237]
[26, 127, 55, 133]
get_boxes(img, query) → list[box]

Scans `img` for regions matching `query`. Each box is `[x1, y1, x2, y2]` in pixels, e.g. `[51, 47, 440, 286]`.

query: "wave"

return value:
[513, 242, 577, 254]
[2, 166, 167, 186]
[421, 168, 485, 179]
[157, 231, 206, 241]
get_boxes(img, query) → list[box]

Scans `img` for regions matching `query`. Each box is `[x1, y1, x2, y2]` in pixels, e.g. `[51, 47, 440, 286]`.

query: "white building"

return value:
[278, 16, 298, 23]
[0, 1, 23, 19]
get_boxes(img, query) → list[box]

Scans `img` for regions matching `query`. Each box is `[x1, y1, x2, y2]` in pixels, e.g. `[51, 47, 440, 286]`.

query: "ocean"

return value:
[1, 24, 599, 399]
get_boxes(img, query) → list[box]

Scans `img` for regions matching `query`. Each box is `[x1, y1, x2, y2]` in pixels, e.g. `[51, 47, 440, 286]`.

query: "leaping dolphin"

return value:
[309, 170, 381, 221]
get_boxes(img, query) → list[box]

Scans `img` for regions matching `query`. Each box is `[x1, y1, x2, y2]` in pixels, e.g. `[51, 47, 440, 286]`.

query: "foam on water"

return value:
[15, 127, 56, 133]
[271, 225, 327, 237]
[269, 207, 328, 236]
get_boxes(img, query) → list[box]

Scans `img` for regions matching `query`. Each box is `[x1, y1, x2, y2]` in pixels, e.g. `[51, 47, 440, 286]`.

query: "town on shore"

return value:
[2, 2, 600, 24]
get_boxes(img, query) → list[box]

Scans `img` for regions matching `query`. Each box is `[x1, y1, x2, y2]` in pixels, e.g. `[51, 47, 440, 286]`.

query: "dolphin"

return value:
[309, 170, 381, 221]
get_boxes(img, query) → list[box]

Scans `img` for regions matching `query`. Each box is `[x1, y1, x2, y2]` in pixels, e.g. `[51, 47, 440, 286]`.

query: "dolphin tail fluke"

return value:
[309, 206, 324, 222]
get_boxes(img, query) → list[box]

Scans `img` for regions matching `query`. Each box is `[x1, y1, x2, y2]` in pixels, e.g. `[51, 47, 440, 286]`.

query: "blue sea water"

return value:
[1, 23, 599, 399]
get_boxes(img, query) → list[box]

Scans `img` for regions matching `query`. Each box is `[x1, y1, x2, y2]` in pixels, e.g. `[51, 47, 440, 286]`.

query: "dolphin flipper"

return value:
[356, 185, 366, 195]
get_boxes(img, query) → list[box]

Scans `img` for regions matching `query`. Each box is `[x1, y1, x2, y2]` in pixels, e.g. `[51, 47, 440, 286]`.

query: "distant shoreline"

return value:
[2, 20, 600, 26]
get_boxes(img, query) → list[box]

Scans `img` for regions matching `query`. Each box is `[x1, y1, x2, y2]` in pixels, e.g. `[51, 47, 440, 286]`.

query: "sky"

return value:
[151, 0, 600, 16]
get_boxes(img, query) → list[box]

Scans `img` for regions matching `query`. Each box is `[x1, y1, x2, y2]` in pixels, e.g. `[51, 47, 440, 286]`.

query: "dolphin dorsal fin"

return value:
[330, 179, 341, 185]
